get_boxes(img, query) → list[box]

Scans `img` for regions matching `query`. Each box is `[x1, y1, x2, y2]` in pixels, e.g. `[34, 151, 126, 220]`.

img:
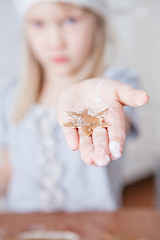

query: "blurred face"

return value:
[26, 2, 97, 77]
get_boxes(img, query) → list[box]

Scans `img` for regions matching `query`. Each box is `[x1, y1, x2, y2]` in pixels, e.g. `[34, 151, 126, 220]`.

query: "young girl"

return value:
[0, 0, 148, 212]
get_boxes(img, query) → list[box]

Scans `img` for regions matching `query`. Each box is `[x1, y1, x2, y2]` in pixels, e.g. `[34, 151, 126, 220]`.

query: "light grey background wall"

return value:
[110, 0, 160, 184]
[0, 0, 22, 79]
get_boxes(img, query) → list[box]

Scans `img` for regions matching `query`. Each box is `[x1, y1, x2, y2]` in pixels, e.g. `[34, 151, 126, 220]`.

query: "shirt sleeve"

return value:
[0, 78, 15, 148]
[102, 66, 140, 138]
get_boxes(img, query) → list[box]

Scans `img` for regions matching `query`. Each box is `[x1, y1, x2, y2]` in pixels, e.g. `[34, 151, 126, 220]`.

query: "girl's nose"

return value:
[46, 24, 65, 49]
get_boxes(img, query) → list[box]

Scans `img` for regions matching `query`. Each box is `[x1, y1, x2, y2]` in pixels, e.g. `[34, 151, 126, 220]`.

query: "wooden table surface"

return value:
[0, 209, 160, 240]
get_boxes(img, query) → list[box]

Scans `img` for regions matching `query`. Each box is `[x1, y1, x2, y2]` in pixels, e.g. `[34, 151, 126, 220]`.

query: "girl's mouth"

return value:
[51, 57, 68, 63]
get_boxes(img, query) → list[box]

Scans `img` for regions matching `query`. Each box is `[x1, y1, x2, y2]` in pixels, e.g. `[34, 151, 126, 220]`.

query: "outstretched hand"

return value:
[57, 78, 149, 167]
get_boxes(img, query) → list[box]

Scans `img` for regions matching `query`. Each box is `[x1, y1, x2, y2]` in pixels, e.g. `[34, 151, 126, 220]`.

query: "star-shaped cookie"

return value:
[63, 108, 109, 136]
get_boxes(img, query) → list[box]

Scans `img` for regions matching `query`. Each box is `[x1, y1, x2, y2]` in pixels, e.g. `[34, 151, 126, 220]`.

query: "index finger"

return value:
[103, 103, 126, 160]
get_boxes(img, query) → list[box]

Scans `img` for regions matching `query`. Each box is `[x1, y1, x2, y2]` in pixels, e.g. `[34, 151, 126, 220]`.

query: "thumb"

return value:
[117, 83, 149, 107]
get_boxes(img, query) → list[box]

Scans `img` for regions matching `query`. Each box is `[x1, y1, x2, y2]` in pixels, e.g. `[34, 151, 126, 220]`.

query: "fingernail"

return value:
[109, 141, 122, 160]
[95, 154, 110, 167]
[137, 92, 149, 106]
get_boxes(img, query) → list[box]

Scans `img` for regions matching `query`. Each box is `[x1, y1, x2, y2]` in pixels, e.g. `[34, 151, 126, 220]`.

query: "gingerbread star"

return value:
[63, 108, 109, 136]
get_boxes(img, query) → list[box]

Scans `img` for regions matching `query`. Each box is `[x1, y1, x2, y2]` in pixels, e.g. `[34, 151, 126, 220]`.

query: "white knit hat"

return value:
[12, 0, 108, 19]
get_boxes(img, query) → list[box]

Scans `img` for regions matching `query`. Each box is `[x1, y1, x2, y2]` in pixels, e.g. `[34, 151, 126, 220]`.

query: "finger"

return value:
[62, 127, 79, 151]
[105, 104, 126, 160]
[92, 127, 110, 167]
[57, 107, 79, 151]
[79, 128, 94, 165]
[117, 83, 149, 107]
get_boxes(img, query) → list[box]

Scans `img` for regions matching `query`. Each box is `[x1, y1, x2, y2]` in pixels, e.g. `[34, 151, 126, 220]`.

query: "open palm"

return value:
[57, 78, 149, 167]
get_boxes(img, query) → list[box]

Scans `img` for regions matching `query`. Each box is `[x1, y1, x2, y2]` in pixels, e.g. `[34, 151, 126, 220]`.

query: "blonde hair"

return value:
[12, 11, 113, 123]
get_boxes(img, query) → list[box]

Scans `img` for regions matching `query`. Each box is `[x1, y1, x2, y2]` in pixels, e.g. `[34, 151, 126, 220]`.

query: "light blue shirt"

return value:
[0, 66, 138, 212]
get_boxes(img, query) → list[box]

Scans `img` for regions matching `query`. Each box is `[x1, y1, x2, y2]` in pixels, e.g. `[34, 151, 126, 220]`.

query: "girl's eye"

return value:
[32, 21, 44, 28]
[65, 18, 77, 24]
